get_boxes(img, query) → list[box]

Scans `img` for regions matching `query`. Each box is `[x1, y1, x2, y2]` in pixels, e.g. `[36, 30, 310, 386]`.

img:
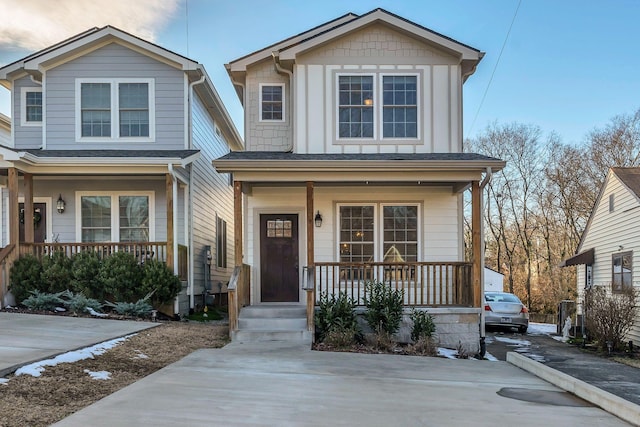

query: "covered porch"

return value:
[214, 152, 505, 347]
[0, 148, 197, 312]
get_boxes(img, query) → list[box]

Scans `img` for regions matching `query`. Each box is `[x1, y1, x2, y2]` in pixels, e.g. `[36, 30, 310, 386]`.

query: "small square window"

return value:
[260, 84, 284, 121]
[21, 88, 43, 127]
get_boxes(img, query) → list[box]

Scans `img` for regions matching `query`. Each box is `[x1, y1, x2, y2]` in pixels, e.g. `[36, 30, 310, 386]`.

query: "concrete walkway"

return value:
[54, 341, 631, 427]
[0, 312, 157, 376]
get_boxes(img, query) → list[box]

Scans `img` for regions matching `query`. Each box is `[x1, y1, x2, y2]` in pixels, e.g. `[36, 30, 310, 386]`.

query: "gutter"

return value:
[272, 52, 294, 152]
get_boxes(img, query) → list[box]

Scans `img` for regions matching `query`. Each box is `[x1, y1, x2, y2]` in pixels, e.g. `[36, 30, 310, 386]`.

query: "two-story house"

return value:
[0, 26, 243, 315]
[214, 9, 505, 352]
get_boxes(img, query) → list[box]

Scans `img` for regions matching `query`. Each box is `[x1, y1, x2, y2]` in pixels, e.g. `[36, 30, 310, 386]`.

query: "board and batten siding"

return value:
[243, 23, 463, 155]
[245, 185, 462, 304]
[41, 43, 185, 150]
[579, 173, 640, 343]
[190, 94, 234, 297]
[12, 76, 42, 149]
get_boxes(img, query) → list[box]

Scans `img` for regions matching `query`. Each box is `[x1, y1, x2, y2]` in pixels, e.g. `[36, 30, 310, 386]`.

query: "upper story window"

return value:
[337, 74, 419, 141]
[609, 194, 615, 212]
[21, 87, 42, 127]
[260, 84, 284, 121]
[338, 75, 374, 138]
[76, 78, 155, 142]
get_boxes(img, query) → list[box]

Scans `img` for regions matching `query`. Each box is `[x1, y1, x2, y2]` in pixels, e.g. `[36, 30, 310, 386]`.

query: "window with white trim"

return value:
[21, 87, 42, 126]
[337, 74, 419, 140]
[76, 78, 154, 141]
[612, 251, 632, 293]
[338, 204, 419, 263]
[79, 192, 153, 242]
[260, 84, 284, 121]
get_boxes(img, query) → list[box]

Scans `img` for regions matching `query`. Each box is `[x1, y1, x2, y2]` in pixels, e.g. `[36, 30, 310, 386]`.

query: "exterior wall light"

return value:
[56, 194, 66, 214]
[314, 211, 323, 227]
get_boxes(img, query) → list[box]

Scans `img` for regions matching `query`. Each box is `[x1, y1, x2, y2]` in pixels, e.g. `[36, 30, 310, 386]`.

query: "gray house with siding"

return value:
[0, 26, 243, 314]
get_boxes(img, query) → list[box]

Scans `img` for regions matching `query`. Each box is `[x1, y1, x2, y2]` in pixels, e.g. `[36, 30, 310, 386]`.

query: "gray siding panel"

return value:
[13, 76, 42, 149]
[190, 94, 234, 297]
[44, 43, 185, 150]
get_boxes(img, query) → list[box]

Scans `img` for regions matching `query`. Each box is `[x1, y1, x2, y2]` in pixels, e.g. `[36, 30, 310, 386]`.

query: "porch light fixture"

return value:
[314, 211, 323, 227]
[56, 194, 65, 214]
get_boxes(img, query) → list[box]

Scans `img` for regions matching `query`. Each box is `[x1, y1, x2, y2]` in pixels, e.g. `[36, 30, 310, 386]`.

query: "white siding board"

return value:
[306, 65, 324, 154]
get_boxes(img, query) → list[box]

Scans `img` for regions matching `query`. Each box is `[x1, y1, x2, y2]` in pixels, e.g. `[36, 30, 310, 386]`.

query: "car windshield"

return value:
[485, 293, 521, 303]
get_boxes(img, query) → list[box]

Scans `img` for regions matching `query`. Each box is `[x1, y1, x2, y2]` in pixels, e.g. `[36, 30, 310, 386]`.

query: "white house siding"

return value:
[12, 76, 42, 149]
[42, 43, 185, 150]
[190, 94, 234, 302]
[244, 185, 462, 305]
[579, 173, 640, 343]
[244, 60, 290, 151]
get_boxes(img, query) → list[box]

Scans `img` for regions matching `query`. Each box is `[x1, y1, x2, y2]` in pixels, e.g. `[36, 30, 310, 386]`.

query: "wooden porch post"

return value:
[472, 180, 482, 308]
[23, 173, 34, 243]
[234, 181, 243, 267]
[306, 182, 315, 332]
[8, 168, 19, 254]
[166, 173, 174, 272]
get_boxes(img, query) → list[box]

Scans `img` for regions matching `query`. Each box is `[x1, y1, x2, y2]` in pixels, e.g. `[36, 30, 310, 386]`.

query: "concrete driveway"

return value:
[54, 341, 631, 426]
[0, 312, 157, 376]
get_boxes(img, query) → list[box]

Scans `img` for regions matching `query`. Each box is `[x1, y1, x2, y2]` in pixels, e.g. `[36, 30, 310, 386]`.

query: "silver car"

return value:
[484, 291, 529, 333]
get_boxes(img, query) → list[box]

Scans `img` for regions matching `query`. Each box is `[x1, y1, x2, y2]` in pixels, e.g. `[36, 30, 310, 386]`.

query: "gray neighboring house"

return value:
[0, 26, 243, 314]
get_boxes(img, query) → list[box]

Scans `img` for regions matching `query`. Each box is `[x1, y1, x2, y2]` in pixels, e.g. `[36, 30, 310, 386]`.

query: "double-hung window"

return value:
[21, 87, 43, 126]
[79, 192, 153, 243]
[337, 74, 418, 140]
[76, 78, 154, 141]
[260, 84, 284, 121]
[612, 251, 632, 293]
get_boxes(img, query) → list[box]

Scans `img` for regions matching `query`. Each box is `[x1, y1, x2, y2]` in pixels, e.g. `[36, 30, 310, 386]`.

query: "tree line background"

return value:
[464, 108, 640, 314]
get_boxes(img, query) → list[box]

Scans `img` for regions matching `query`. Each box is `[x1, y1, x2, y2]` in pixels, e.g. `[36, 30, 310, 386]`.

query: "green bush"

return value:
[9, 254, 43, 303]
[62, 290, 103, 315]
[315, 291, 360, 343]
[105, 293, 153, 318]
[22, 290, 65, 311]
[40, 251, 73, 294]
[98, 251, 143, 302]
[410, 308, 436, 342]
[70, 251, 104, 300]
[140, 259, 182, 306]
[363, 281, 404, 336]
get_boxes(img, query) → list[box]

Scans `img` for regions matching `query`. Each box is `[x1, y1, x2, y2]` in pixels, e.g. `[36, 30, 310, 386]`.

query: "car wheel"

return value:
[518, 326, 527, 333]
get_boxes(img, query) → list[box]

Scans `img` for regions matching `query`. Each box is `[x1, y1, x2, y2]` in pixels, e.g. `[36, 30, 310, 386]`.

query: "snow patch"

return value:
[133, 350, 149, 359]
[484, 352, 499, 361]
[528, 322, 557, 336]
[84, 369, 111, 380]
[15, 334, 135, 377]
[0, 378, 9, 385]
[437, 348, 458, 359]
[86, 307, 108, 317]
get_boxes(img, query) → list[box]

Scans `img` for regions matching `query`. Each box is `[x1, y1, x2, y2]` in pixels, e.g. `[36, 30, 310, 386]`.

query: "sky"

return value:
[1, 0, 639, 146]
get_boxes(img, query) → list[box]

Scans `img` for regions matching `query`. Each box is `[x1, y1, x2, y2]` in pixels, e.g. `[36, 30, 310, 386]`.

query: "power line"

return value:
[468, 0, 522, 136]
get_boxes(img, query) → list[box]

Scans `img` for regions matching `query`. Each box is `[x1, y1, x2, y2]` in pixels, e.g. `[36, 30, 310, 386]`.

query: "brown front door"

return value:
[19, 203, 47, 243]
[260, 214, 299, 302]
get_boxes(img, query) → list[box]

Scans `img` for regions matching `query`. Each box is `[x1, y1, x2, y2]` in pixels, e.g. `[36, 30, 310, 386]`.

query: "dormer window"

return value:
[260, 84, 284, 121]
[75, 78, 155, 141]
[337, 74, 419, 140]
[21, 87, 42, 126]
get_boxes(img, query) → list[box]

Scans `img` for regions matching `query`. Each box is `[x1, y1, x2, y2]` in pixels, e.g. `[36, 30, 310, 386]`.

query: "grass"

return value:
[186, 306, 223, 322]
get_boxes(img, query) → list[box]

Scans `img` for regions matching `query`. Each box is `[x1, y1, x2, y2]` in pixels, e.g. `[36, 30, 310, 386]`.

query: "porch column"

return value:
[234, 181, 243, 266]
[306, 182, 315, 332]
[472, 180, 482, 308]
[23, 173, 34, 243]
[166, 173, 174, 272]
[8, 168, 19, 254]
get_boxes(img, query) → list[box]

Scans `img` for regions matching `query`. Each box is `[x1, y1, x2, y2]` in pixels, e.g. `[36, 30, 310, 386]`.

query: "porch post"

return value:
[234, 181, 243, 267]
[166, 173, 174, 272]
[23, 173, 34, 243]
[472, 180, 482, 308]
[306, 182, 315, 332]
[8, 168, 19, 254]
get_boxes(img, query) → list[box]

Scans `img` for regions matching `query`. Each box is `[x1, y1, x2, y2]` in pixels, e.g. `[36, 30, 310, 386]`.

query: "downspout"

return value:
[478, 166, 492, 356]
[272, 52, 294, 152]
[168, 163, 180, 315]
[186, 75, 206, 311]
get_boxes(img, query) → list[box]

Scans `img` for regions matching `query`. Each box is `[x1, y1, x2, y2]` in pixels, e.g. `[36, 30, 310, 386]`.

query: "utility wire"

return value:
[468, 0, 522, 136]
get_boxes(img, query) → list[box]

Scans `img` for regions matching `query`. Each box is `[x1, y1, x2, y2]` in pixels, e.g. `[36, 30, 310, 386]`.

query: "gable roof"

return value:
[573, 167, 640, 255]
[0, 26, 243, 150]
[226, 8, 483, 101]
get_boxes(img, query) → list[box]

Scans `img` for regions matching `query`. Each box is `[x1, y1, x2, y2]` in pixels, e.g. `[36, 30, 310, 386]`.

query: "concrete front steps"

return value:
[232, 305, 313, 344]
